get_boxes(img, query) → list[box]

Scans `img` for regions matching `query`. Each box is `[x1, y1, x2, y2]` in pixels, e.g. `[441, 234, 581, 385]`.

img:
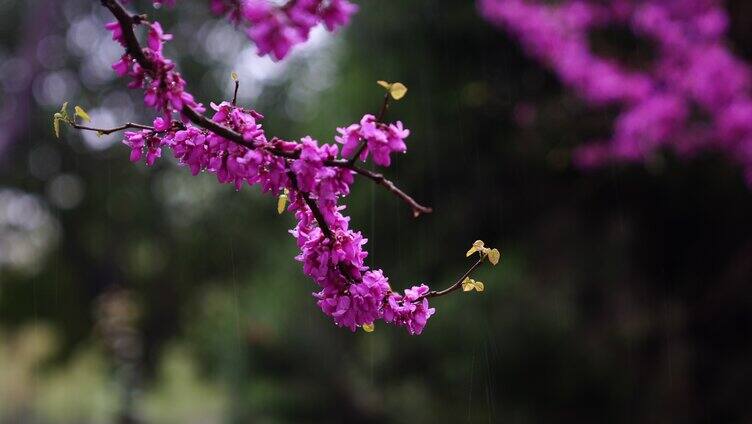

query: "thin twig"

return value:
[303, 192, 333, 239]
[376, 92, 390, 122]
[423, 255, 487, 299]
[347, 165, 433, 217]
[286, 168, 333, 239]
[100, 0, 432, 218]
[70, 122, 154, 135]
[232, 79, 240, 106]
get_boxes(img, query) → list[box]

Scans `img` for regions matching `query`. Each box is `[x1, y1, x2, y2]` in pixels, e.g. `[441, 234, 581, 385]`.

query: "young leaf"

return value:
[74, 106, 91, 122]
[377, 80, 391, 90]
[362, 323, 375, 332]
[488, 249, 501, 265]
[462, 277, 485, 292]
[231, 71, 239, 81]
[466, 239, 485, 257]
[389, 82, 408, 100]
[53, 116, 60, 139]
[60, 102, 69, 120]
[277, 191, 288, 214]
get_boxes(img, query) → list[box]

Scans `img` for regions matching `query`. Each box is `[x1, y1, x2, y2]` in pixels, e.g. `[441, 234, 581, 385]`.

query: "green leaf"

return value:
[389, 82, 407, 100]
[474, 281, 485, 292]
[376, 80, 391, 89]
[466, 240, 485, 257]
[277, 189, 289, 214]
[376, 81, 408, 100]
[462, 277, 485, 293]
[74, 106, 91, 122]
[488, 248, 501, 265]
[59, 102, 69, 120]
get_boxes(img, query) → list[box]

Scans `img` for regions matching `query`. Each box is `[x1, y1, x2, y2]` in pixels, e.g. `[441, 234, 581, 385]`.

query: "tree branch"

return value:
[70, 122, 154, 135]
[232, 80, 240, 106]
[180, 105, 256, 150]
[286, 169, 333, 239]
[101, 0, 153, 72]
[423, 254, 487, 299]
[99, 0, 432, 218]
[347, 165, 433, 217]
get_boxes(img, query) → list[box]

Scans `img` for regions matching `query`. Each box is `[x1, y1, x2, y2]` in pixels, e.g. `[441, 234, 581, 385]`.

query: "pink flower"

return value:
[148, 22, 172, 53]
[236, 0, 358, 60]
[246, 16, 304, 61]
[105, 21, 125, 46]
[111, 56, 130, 76]
[336, 115, 410, 166]
[336, 123, 362, 159]
[107, 19, 204, 119]
[123, 130, 164, 166]
[291, 136, 323, 192]
[316, 269, 390, 331]
[383, 284, 436, 335]
[153, 117, 170, 132]
[320, 0, 359, 31]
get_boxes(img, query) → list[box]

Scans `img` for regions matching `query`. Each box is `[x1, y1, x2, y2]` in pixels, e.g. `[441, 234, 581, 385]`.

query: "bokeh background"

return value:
[2, 0, 752, 422]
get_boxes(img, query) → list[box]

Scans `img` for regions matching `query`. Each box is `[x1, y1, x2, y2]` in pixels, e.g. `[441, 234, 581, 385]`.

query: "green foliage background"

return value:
[2, 0, 752, 422]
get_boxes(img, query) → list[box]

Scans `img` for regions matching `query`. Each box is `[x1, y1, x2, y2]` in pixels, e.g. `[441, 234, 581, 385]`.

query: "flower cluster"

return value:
[384, 285, 436, 335]
[336, 114, 410, 166]
[211, 0, 358, 60]
[120, 105, 434, 334]
[109, 15, 435, 333]
[106, 21, 204, 119]
[480, 0, 752, 186]
[121, 0, 357, 60]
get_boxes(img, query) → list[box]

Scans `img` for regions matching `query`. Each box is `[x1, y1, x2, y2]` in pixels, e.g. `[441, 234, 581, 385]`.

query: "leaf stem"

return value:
[424, 254, 487, 299]
[69, 121, 155, 135]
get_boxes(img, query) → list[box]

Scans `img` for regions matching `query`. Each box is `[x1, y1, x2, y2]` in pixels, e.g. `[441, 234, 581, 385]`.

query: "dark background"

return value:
[1, 0, 752, 422]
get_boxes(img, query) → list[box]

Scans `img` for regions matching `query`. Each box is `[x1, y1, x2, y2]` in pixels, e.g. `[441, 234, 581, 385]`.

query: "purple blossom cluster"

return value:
[110, 18, 431, 334]
[106, 21, 204, 119]
[123, 0, 357, 60]
[211, 0, 358, 60]
[480, 0, 752, 186]
[384, 284, 436, 335]
[337, 114, 409, 167]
